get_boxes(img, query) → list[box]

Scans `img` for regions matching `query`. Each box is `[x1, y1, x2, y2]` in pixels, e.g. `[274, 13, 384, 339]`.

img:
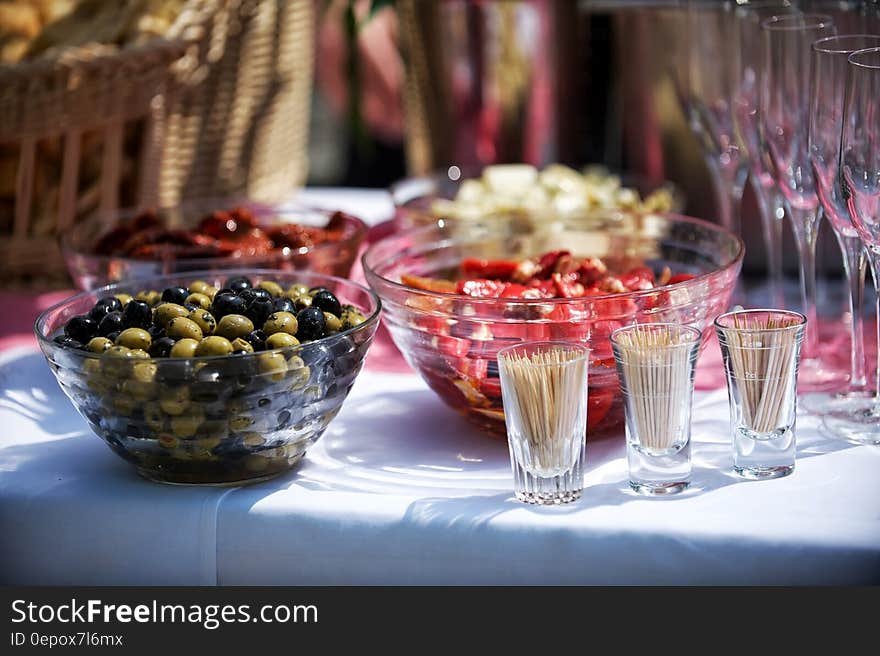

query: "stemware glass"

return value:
[760, 13, 842, 391]
[805, 35, 880, 419]
[686, 0, 749, 236]
[731, 1, 800, 309]
[829, 46, 880, 445]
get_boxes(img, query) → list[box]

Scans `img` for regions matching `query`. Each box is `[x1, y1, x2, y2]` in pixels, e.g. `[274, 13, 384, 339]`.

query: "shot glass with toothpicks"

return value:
[714, 309, 806, 480]
[611, 323, 702, 495]
[496, 341, 590, 505]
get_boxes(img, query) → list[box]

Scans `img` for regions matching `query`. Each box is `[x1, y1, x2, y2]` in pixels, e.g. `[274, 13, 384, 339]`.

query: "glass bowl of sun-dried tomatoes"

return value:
[61, 200, 368, 290]
[363, 209, 743, 436]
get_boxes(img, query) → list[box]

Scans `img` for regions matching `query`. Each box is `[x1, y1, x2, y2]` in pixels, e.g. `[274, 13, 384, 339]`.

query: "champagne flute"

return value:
[829, 46, 880, 444]
[687, 1, 749, 236]
[760, 13, 842, 391]
[805, 35, 880, 419]
[731, 1, 800, 309]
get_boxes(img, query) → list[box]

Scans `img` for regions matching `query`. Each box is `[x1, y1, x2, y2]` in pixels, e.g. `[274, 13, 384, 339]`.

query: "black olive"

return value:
[148, 324, 166, 340]
[308, 286, 329, 295]
[97, 311, 124, 336]
[88, 297, 122, 321]
[215, 287, 235, 297]
[161, 286, 189, 305]
[240, 288, 271, 305]
[122, 300, 152, 329]
[310, 290, 341, 317]
[246, 297, 274, 327]
[64, 315, 97, 343]
[53, 334, 84, 349]
[245, 329, 267, 351]
[225, 276, 252, 293]
[296, 307, 326, 341]
[211, 292, 247, 319]
[149, 336, 176, 358]
[184, 302, 201, 312]
[273, 297, 295, 314]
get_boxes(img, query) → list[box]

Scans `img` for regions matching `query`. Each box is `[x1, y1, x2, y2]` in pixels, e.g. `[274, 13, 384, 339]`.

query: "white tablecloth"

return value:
[2, 344, 879, 585]
[1, 189, 878, 585]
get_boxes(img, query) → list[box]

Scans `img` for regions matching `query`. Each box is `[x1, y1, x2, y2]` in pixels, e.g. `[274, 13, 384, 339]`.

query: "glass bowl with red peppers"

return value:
[364, 210, 743, 436]
[61, 201, 368, 290]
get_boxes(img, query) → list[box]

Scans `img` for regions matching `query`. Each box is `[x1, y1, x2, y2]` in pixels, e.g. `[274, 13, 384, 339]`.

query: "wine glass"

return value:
[687, 1, 749, 236]
[829, 46, 880, 444]
[805, 35, 880, 420]
[760, 13, 842, 391]
[730, 1, 800, 309]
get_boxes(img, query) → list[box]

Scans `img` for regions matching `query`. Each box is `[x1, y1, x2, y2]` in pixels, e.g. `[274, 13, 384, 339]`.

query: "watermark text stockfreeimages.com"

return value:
[10, 598, 318, 631]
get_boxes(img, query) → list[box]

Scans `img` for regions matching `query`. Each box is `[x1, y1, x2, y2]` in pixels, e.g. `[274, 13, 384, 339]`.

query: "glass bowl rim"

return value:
[760, 12, 833, 30]
[848, 46, 880, 69]
[362, 211, 745, 306]
[388, 168, 685, 211]
[34, 268, 382, 365]
[812, 35, 880, 55]
[58, 198, 370, 268]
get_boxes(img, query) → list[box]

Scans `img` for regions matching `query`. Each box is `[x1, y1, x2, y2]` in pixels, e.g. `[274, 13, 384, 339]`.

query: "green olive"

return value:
[323, 312, 342, 334]
[135, 290, 161, 306]
[243, 432, 264, 447]
[130, 349, 150, 360]
[159, 386, 189, 416]
[155, 303, 189, 329]
[285, 283, 309, 299]
[188, 309, 216, 335]
[229, 414, 254, 431]
[266, 332, 300, 350]
[340, 309, 367, 330]
[188, 280, 212, 295]
[195, 335, 234, 357]
[116, 327, 152, 351]
[83, 358, 102, 377]
[292, 295, 312, 311]
[158, 434, 179, 449]
[114, 293, 132, 307]
[263, 311, 297, 336]
[185, 292, 212, 310]
[288, 355, 306, 369]
[102, 345, 134, 376]
[203, 286, 220, 299]
[231, 337, 254, 353]
[170, 408, 205, 438]
[257, 352, 287, 381]
[287, 365, 311, 391]
[216, 314, 254, 340]
[122, 379, 155, 401]
[167, 317, 203, 341]
[144, 403, 165, 433]
[169, 338, 199, 358]
[257, 280, 284, 297]
[87, 337, 114, 353]
[113, 394, 137, 415]
[132, 361, 157, 384]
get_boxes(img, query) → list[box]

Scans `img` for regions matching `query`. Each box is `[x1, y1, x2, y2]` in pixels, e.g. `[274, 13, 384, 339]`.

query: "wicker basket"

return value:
[0, 0, 314, 289]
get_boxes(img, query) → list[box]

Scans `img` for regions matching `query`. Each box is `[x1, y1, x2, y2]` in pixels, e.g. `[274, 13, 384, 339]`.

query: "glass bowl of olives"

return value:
[34, 270, 381, 485]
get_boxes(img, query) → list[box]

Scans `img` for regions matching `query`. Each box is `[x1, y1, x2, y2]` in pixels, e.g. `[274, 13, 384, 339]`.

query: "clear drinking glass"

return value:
[731, 1, 800, 309]
[497, 341, 589, 505]
[686, 1, 749, 236]
[828, 47, 880, 445]
[804, 35, 880, 419]
[611, 324, 702, 496]
[715, 309, 806, 480]
[760, 13, 840, 392]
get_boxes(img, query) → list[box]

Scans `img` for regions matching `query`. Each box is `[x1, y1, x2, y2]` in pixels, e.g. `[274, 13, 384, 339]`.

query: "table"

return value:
[1, 189, 879, 586]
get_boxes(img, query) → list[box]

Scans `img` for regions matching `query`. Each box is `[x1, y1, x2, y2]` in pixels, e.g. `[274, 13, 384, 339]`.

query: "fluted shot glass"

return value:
[497, 341, 589, 505]
[611, 323, 702, 496]
[715, 309, 806, 480]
